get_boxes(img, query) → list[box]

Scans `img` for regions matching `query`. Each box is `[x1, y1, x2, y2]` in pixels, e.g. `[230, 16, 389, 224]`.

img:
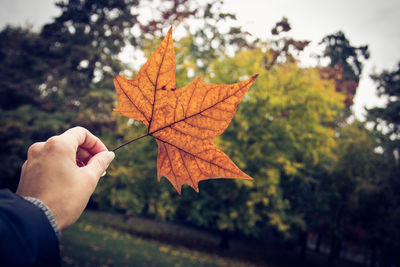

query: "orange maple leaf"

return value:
[113, 27, 257, 193]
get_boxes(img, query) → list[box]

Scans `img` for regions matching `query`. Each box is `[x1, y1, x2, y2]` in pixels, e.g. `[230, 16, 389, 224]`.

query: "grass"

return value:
[61, 211, 255, 267]
[61, 210, 364, 267]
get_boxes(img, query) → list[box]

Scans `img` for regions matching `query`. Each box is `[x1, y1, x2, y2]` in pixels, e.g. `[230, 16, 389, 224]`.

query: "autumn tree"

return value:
[319, 31, 369, 112]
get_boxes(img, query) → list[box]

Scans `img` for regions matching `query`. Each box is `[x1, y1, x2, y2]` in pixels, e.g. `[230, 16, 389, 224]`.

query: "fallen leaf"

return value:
[114, 27, 257, 193]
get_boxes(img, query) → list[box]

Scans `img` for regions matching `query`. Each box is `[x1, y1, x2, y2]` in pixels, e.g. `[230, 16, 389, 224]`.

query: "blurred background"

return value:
[0, 0, 399, 266]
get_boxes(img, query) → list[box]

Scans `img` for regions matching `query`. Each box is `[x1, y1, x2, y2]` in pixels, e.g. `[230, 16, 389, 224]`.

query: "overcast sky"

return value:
[1, 0, 399, 119]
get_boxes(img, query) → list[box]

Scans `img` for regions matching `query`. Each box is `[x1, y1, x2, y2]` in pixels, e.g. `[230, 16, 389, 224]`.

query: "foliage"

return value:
[366, 63, 400, 265]
[320, 31, 369, 83]
[168, 44, 344, 242]
[315, 122, 383, 262]
[368, 62, 400, 137]
[265, 17, 310, 69]
[113, 28, 256, 192]
[0, 0, 140, 190]
[319, 31, 369, 111]
[1, 1, 399, 265]
[0, 0, 220, 190]
[0, 26, 71, 189]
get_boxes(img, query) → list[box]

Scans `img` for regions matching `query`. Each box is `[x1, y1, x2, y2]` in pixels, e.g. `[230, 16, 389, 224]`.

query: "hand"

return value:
[16, 126, 115, 231]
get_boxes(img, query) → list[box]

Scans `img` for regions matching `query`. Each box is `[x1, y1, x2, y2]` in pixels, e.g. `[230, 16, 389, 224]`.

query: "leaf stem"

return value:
[112, 133, 150, 152]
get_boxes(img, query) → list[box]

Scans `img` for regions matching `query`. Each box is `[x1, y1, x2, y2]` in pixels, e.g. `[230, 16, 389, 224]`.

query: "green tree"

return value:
[171, 44, 344, 247]
[0, 26, 66, 190]
[367, 63, 400, 266]
[316, 122, 382, 264]
[0, 0, 141, 190]
[368, 63, 400, 139]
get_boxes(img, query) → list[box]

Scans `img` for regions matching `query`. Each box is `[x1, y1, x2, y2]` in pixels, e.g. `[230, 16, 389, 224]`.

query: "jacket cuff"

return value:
[23, 196, 61, 240]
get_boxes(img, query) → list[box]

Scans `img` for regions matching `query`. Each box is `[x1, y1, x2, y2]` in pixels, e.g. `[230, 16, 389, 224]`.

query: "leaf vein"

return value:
[158, 138, 241, 176]
[178, 150, 196, 188]
[163, 141, 179, 190]
[115, 78, 149, 122]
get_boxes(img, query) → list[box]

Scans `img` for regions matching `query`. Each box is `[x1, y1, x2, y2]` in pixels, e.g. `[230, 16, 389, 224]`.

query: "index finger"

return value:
[59, 126, 108, 155]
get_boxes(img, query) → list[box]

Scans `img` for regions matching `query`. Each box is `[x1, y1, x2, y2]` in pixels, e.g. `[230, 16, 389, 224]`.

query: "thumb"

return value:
[83, 151, 115, 179]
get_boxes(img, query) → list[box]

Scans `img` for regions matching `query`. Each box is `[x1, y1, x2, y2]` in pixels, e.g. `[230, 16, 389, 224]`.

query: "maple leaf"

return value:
[113, 27, 258, 193]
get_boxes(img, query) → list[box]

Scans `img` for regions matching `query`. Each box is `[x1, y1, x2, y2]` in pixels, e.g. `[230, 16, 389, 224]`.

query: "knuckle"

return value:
[45, 136, 62, 151]
[73, 126, 86, 132]
[46, 136, 60, 144]
[27, 142, 43, 157]
[71, 126, 87, 135]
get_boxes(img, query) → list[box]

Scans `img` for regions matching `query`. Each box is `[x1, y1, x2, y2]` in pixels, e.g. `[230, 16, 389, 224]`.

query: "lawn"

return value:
[61, 210, 363, 267]
[60, 211, 255, 267]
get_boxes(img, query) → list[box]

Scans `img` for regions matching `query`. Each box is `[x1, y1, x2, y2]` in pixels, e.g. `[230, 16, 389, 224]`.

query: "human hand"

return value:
[16, 126, 115, 231]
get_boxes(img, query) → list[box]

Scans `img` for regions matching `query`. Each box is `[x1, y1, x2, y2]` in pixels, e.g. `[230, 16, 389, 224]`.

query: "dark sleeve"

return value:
[0, 189, 61, 266]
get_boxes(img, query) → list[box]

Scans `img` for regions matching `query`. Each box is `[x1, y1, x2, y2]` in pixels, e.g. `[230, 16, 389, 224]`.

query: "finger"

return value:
[59, 126, 108, 154]
[76, 147, 92, 164]
[83, 151, 115, 182]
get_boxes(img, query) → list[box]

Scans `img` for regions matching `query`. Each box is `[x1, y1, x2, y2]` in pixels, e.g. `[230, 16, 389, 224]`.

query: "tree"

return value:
[265, 17, 310, 69]
[316, 122, 382, 264]
[367, 63, 400, 266]
[368, 63, 400, 139]
[37, 0, 142, 132]
[172, 43, 344, 247]
[0, 26, 63, 190]
[0, 0, 141, 190]
[0, 0, 230, 191]
[319, 31, 369, 111]
[92, 0, 256, 222]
